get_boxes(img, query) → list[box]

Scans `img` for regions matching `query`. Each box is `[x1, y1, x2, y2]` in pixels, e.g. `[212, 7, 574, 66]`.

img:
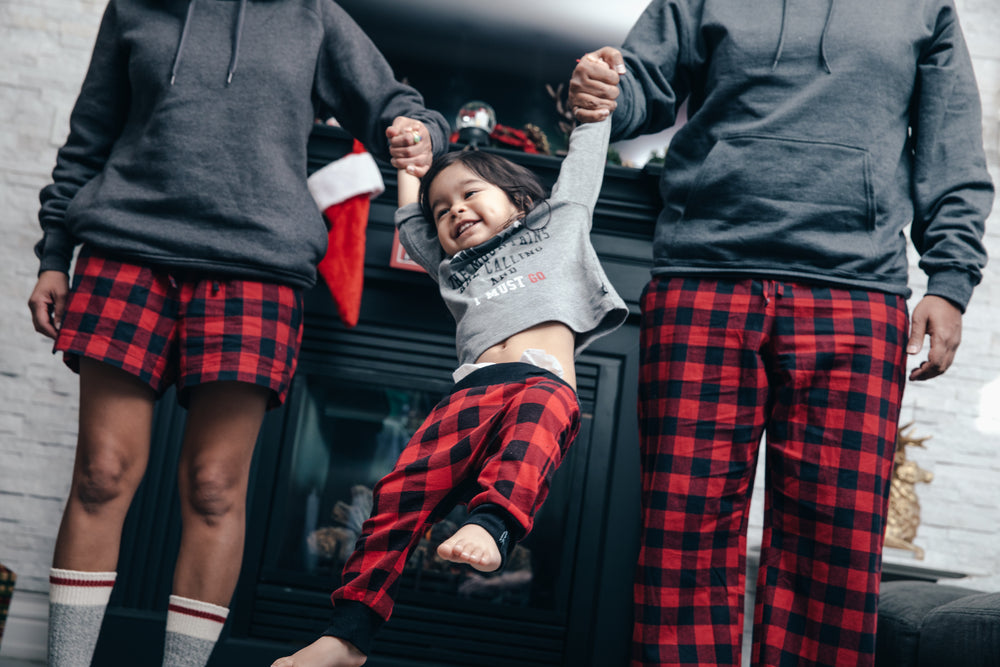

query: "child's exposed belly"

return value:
[475, 321, 576, 389]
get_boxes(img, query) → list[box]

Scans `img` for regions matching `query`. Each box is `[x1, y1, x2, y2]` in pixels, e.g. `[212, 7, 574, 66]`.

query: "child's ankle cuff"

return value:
[323, 600, 383, 656]
[463, 503, 519, 571]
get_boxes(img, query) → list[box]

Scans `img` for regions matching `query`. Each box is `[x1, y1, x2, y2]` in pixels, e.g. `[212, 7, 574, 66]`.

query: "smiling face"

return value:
[426, 162, 523, 256]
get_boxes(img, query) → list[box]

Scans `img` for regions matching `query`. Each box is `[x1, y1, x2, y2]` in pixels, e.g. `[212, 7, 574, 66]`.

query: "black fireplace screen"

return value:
[268, 371, 576, 611]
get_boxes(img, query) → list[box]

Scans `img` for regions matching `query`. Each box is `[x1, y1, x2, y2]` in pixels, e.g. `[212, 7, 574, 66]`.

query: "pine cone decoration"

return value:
[522, 124, 551, 155]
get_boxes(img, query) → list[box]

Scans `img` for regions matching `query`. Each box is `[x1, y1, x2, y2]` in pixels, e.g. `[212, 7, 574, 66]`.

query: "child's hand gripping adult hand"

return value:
[568, 47, 626, 124]
[28, 270, 69, 339]
[387, 117, 433, 178]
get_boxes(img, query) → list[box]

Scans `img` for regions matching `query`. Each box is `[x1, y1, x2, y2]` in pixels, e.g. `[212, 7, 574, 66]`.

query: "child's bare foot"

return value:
[271, 636, 366, 667]
[436, 523, 502, 572]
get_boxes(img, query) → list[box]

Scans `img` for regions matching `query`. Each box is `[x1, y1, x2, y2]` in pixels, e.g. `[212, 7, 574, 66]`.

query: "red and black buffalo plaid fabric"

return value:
[56, 247, 303, 408]
[634, 276, 908, 667]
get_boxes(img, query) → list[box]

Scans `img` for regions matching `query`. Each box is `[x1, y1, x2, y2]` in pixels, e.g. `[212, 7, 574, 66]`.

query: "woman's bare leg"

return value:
[162, 381, 269, 666]
[49, 358, 155, 667]
[54, 357, 155, 570]
[172, 380, 269, 605]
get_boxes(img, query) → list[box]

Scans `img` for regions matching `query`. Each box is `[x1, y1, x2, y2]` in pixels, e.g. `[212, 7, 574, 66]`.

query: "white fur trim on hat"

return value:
[307, 151, 385, 210]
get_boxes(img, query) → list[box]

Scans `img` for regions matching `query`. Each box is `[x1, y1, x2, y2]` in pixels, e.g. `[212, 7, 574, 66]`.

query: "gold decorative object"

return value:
[0, 563, 15, 646]
[884, 423, 934, 559]
[522, 124, 551, 155]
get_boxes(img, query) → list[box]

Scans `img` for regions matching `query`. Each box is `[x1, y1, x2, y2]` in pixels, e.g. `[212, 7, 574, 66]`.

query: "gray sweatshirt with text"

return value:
[395, 119, 628, 365]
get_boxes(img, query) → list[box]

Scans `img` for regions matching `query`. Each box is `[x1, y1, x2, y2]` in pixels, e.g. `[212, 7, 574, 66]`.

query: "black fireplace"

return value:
[93, 124, 661, 667]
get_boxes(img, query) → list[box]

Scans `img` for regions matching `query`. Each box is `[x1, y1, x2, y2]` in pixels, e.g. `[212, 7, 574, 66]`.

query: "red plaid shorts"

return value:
[55, 247, 304, 408]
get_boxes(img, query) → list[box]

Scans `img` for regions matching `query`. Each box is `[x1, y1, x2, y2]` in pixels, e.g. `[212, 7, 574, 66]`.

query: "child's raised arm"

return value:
[388, 116, 426, 209]
[397, 168, 420, 208]
[393, 165, 445, 273]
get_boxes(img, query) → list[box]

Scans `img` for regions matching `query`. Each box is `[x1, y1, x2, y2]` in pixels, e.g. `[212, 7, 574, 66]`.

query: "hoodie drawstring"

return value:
[170, 0, 248, 86]
[771, 0, 789, 70]
[772, 0, 835, 73]
[227, 0, 247, 85]
[170, 0, 197, 85]
[818, 0, 835, 74]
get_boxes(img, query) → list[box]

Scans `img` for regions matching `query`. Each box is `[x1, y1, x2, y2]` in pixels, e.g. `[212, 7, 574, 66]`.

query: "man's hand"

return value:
[907, 295, 963, 381]
[568, 47, 626, 123]
[28, 270, 69, 340]
[387, 117, 434, 178]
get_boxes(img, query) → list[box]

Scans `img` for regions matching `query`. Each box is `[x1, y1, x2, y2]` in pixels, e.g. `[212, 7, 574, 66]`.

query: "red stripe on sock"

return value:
[49, 577, 115, 588]
[168, 603, 227, 625]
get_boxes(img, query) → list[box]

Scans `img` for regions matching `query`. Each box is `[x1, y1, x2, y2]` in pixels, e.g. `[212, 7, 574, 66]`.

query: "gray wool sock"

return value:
[47, 568, 117, 667]
[162, 595, 229, 667]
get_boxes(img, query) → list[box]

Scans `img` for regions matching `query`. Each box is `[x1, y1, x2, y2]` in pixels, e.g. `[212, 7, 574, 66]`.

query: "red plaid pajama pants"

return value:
[333, 362, 581, 621]
[635, 276, 908, 667]
[55, 247, 303, 408]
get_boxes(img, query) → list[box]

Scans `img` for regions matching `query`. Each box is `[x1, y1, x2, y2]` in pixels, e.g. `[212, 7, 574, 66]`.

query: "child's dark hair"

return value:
[419, 151, 547, 226]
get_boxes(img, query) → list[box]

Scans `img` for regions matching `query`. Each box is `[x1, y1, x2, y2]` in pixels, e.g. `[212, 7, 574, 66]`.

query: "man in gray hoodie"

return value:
[569, 0, 992, 665]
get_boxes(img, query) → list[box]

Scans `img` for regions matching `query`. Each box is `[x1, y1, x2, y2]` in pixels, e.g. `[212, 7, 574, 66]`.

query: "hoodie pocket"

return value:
[673, 134, 878, 273]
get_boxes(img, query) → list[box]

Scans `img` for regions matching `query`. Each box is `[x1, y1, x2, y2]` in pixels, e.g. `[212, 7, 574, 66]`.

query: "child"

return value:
[272, 115, 626, 667]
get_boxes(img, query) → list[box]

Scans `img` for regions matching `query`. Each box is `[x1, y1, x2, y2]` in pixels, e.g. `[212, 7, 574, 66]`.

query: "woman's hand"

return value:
[568, 47, 626, 123]
[387, 117, 433, 178]
[28, 270, 69, 339]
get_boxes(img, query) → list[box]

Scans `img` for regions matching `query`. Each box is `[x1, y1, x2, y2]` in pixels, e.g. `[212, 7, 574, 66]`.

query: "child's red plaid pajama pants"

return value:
[634, 277, 908, 667]
[333, 362, 581, 621]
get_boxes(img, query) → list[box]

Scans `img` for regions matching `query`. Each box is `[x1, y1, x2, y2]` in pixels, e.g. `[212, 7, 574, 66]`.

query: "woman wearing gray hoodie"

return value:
[27, 2, 448, 666]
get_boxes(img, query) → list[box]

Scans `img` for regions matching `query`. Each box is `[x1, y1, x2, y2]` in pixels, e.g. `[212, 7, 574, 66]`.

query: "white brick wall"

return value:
[889, 0, 1000, 591]
[0, 0, 998, 661]
[1, 0, 100, 601]
[1, 2, 101, 660]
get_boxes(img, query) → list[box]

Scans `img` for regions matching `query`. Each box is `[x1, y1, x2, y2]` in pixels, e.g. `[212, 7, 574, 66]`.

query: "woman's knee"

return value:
[70, 361, 154, 513]
[71, 448, 140, 513]
[182, 463, 246, 523]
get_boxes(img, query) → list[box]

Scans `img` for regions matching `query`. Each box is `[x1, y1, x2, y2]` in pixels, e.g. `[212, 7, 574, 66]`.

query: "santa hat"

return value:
[307, 140, 385, 327]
